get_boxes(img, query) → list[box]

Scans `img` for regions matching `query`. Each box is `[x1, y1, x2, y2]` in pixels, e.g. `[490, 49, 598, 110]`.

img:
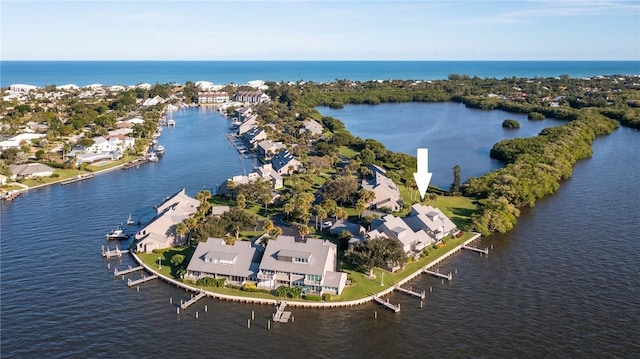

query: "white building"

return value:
[9, 84, 39, 93]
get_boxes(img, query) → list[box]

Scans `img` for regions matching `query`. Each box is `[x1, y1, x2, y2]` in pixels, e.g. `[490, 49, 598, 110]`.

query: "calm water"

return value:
[319, 103, 567, 188]
[2, 60, 639, 87]
[1, 105, 639, 358]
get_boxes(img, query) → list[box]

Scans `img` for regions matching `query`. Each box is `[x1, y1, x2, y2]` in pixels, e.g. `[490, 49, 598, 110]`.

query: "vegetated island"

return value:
[2, 74, 638, 303]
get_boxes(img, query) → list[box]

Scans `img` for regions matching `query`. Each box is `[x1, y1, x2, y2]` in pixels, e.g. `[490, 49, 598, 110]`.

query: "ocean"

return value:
[1, 60, 639, 88]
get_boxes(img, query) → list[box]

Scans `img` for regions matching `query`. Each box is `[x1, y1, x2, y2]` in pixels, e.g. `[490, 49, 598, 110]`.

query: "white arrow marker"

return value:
[413, 148, 432, 200]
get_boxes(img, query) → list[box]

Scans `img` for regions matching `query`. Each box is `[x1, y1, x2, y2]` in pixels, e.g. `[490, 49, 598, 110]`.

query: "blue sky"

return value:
[2, 0, 639, 60]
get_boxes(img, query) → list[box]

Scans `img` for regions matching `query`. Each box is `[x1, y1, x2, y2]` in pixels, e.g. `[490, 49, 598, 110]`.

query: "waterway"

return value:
[1, 104, 638, 358]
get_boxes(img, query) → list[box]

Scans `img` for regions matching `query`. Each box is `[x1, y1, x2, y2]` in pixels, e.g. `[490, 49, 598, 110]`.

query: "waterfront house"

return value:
[142, 95, 165, 107]
[404, 204, 458, 241]
[241, 127, 267, 149]
[257, 236, 347, 295]
[237, 116, 258, 135]
[361, 165, 402, 212]
[222, 163, 283, 194]
[0, 133, 47, 150]
[185, 239, 261, 286]
[198, 92, 229, 104]
[256, 140, 285, 161]
[135, 189, 200, 253]
[367, 203, 458, 255]
[367, 214, 432, 255]
[271, 149, 302, 175]
[234, 91, 269, 104]
[9, 163, 55, 180]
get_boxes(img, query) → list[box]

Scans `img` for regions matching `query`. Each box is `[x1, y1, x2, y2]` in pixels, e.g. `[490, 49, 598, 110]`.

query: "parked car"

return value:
[322, 221, 333, 229]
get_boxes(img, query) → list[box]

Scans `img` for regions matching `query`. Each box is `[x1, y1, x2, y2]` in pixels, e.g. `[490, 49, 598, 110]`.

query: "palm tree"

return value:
[263, 219, 274, 234]
[175, 222, 189, 245]
[297, 224, 310, 239]
[355, 200, 367, 220]
[270, 226, 283, 238]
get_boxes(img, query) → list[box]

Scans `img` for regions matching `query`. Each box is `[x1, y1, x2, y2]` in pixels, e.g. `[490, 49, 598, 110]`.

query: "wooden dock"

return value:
[101, 245, 122, 259]
[395, 285, 425, 299]
[60, 173, 94, 185]
[462, 245, 489, 255]
[180, 291, 206, 310]
[127, 274, 158, 287]
[424, 269, 453, 281]
[2, 191, 21, 202]
[373, 296, 400, 312]
[114, 265, 144, 277]
[272, 301, 293, 323]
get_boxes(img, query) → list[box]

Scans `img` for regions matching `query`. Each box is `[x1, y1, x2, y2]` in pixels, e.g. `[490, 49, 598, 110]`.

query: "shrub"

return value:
[502, 119, 520, 128]
[196, 277, 226, 287]
[304, 294, 322, 301]
[322, 293, 332, 301]
[274, 286, 302, 298]
[528, 112, 545, 121]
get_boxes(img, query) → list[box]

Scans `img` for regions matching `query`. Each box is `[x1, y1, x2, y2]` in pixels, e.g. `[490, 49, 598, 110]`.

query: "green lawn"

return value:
[338, 146, 358, 159]
[136, 231, 476, 303]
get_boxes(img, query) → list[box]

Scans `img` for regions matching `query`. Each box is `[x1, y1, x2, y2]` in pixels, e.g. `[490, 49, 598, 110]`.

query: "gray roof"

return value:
[187, 238, 259, 278]
[10, 163, 54, 177]
[259, 236, 336, 277]
[323, 271, 347, 288]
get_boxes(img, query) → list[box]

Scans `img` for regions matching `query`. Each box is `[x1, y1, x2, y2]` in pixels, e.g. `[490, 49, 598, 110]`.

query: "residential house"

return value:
[367, 214, 432, 255]
[210, 206, 231, 217]
[367, 203, 458, 256]
[198, 92, 229, 104]
[135, 189, 200, 253]
[237, 116, 258, 135]
[142, 95, 165, 107]
[256, 140, 285, 161]
[241, 127, 267, 149]
[0, 174, 7, 185]
[9, 163, 55, 180]
[271, 150, 302, 175]
[300, 120, 323, 136]
[0, 133, 47, 150]
[221, 163, 283, 194]
[403, 204, 458, 241]
[9, 84, 39, 93]
[234, 91, 269, 104]
[185, 239, 261, 286]
[257, 236, 347, 295]
[361, 165, 402, 212]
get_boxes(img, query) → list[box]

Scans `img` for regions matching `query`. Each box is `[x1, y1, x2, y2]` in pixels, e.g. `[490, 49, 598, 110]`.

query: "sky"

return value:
[1, 0, 639, 61]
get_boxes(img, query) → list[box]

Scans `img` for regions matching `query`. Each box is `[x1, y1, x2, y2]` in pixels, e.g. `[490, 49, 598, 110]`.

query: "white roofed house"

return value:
[142, 95, 165, 107]
[9, 84, 39, 93]
[404, 204, 458, 241]
[367, 214, 433, 255]
[135, 189, 200, 253]
[185, 239, 261, 286]
[86, 137, 115, 153]
[367, 203, 458, 257]
[257, 236, 347, 295]
[241, 127, 267, 149]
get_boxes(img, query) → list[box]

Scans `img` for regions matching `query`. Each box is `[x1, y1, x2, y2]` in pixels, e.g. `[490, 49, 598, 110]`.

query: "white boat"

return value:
[126, 214, 135, 225]
[156, 145, 165, 155]
[167, 119, 176, 127]
[106, 226, 129, 240]
[147, 152, 159, 162]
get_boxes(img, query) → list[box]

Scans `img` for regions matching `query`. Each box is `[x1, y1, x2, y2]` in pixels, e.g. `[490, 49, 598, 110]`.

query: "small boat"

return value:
[126, 214, 135, 225]
[147, 152, 159, 162]
[106, 226, 129, 240]
[156, 145, 165, 155]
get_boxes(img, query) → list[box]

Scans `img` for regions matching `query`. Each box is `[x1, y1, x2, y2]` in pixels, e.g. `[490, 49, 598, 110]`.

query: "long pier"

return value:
[462, 245, 489, 255]
[424, 269, 453, 281]
[114, 266, 144, 277]
[373, 296, 401, 312]
[101, 245, 122, 259]
[395, 285, 425, 300]
[180, 291, 207, 310]
[127, 274, 158, 287]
